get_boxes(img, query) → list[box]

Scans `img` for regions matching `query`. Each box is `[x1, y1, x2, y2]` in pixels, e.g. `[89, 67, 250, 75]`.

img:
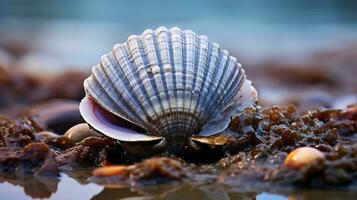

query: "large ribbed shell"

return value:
[81, 26, 257, 142]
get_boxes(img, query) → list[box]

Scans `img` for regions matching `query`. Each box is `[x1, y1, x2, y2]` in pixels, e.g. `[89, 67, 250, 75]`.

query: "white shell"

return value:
[80, 26, 257, 143]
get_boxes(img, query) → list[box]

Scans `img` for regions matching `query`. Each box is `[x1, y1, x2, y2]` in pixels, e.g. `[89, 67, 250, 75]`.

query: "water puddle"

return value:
[2, 173, 357, 200]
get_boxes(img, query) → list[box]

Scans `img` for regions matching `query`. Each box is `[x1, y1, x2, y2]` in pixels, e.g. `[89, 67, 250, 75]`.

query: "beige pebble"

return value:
[284, 147, 325, 169]
[64, 123, 103, 144]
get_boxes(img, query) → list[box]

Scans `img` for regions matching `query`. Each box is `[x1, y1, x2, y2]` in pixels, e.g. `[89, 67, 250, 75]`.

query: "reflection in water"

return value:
[91, 185, 258, 200]
[1, 172, 357, 200]
[0, 173, 59, 199]
[0, 172, 261, 200]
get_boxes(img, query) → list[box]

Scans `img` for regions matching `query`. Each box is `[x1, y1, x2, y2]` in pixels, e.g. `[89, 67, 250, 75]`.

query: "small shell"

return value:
[80, 26, 257, 149]
[284, 147, 325, 169]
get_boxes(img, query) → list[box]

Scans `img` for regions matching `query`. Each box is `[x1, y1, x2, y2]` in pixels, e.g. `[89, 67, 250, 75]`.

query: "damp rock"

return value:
[91, 157, 187, 185]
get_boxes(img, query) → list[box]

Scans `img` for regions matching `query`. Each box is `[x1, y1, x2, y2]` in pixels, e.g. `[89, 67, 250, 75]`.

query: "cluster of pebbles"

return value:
[0, 99, 356, 189]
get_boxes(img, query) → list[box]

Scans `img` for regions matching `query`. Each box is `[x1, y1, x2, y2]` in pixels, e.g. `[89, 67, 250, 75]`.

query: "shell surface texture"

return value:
[79, 26, 258, 154]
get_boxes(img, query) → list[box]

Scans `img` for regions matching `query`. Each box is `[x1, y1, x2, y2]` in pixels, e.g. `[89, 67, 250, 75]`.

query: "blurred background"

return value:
[0, 2, 357, 199]
[0, 0, 357, 116]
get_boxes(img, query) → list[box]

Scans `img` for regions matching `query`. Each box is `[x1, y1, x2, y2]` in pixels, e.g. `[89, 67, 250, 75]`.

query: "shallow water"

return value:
[1, 173, 356, 200]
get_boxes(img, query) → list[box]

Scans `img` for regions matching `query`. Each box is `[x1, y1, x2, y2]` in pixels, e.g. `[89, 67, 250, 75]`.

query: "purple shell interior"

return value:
[79, 96, 162, 142]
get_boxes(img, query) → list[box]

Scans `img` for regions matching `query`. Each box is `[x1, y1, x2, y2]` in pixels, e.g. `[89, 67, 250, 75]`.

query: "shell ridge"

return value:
[211, 57, 241, 112]
[188, 33, 201, 130]
[94, 63, 139, 124]
[163, 28, 177, 135]
[192, 37, 215, 130]
[99, 56, 141, 115]
[193, 35, 211, 116]
[136, 33, 169, 134]
[155, 28, 176, 135]
[171, 27, 186, 135]
[98, 56, 148, 126]
[189, 33, 203, 132]
[222, 66, 246, 108]
[84, 77, 125, 123]
[87, 68, 123, 116]
[125, 38, 164, 133]
[199, 47, 229, 124]
[152, 30, 175, 135]
[84, 78, 110, 108]
[182, 30, 197, 133]
[199, 71, 247, 136]
[113, 44, 155, 127]
[167, 28, 180, 135]
[202, 50, 230, 120]
[196, 43, 222, 123]
[179, 29, 189, 135]
[183, 29, 200, 135]
[181, 30, 190, 134]
[103, 52, 150, 126]
[213, 62, 242, 115]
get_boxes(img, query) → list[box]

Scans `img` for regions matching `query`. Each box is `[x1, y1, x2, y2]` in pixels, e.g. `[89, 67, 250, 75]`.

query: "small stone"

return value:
[25, 99, 83, 134]
[64, 123, 103, 145]
[92, 157, 186, 183]
[284, 147, 325, 169]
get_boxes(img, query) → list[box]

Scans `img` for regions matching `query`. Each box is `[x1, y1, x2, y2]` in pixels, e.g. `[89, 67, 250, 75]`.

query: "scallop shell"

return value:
[79, 26, 257, 146]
